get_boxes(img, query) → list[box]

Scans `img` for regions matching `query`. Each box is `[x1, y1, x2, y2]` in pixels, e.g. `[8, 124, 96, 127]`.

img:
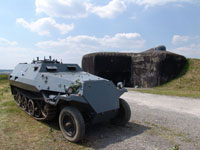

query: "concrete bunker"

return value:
[82, 46, 187, 88]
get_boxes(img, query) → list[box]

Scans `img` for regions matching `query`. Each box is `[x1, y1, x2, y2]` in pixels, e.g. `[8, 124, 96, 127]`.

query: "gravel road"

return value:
[81, 91, 200, 150]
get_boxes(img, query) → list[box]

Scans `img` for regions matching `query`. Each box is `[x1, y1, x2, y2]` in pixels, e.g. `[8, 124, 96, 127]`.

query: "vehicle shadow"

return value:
[44, 118, 150, 149]
[43, 116, 60, 131]
[80, 122, 150, 149]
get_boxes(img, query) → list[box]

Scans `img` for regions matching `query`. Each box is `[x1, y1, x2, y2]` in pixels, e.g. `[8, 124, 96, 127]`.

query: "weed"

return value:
[145, 121, 192, 145]
[170, 144, 180, 150]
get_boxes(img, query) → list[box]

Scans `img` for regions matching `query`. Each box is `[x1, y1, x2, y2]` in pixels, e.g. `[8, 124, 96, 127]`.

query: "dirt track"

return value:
[81, 91, 200, 150]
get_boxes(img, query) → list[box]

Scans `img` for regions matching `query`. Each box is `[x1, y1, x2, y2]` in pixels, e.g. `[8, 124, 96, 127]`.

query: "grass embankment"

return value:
[0, 75, 87, 150]
[131, 59, 200, 98]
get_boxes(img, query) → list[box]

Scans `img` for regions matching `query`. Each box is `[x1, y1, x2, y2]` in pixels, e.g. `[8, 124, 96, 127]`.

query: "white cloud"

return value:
[0, 37, 18, 46]
[35, 0, 89, 18]
[175, 3, 184, 7]
[16, 17, 74, 36]
[172, 44, 200, 58]
[33, 33, 145, 67]
[172, 35, 189, 45]
[34, 0, 200, 20]
[171, 35, 200, 58]
[128, 0, 197, 8]
[0, 46, 51, 69]
[36, 33, 145, 51]
[34, 0, 199, 19]
[129, 15, 137, 20]
[0, 45, 85, 69]
[89, 0, 127, 18]
[35, 0, 127, 18]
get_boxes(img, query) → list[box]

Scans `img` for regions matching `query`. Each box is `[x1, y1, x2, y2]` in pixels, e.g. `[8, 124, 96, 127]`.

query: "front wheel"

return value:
[111, 98, 131, 126]
[59, 106, 85, 142]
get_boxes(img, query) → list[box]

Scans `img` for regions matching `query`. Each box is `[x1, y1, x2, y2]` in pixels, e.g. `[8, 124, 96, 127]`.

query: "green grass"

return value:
[0, 74, 9, 80]
[131, 59, 200, 98]
[0, 74, 9, 84]
[0, 75, 89, 150]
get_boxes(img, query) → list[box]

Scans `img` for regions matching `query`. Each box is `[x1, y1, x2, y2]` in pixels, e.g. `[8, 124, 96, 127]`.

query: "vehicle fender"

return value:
[118, 88, 128, 97]
[58, 95, 87, 104]
[42, 92, 87, 106]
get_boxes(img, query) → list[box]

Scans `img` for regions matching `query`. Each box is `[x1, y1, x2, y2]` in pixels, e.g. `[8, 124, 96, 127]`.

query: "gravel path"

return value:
[81, 91, 200, 150]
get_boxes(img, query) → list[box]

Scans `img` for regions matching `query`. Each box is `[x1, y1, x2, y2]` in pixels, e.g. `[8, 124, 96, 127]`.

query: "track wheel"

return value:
[34, 101, 42, 118]
[14, 90, 20, 106]
[111, 98, 131, 126]
[28, 99, 34, 116]
[59, 107, 85, 142]
[21, 95, 28, 111]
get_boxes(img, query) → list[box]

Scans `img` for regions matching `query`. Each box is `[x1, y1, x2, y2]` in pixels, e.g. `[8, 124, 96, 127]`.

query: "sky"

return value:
[0, 0, 200, 69]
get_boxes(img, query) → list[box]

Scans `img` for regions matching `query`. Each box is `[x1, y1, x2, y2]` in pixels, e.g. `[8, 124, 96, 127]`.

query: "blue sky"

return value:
[0, 0, 200, 69]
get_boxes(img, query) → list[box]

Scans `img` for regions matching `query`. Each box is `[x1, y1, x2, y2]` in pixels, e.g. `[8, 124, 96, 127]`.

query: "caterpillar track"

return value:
[12, 87, 57, 121]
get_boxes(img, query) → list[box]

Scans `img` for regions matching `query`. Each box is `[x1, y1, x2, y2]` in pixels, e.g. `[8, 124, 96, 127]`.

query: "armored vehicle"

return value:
[9, 57, 131, 142]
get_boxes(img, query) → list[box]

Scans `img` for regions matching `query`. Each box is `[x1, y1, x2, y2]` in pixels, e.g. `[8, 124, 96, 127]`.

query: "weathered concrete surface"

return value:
[131, 49, 187, 88]
[81, 91, 200, 150]
[82, 48, 187, 88]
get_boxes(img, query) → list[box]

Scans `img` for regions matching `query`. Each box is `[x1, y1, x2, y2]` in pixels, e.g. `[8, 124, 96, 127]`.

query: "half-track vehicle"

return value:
[9, 57, 131, 142]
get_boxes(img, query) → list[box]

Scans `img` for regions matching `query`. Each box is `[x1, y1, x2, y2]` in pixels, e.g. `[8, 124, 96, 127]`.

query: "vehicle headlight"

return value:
[117, 82, 124, 89]
[67, 87, 73, 95]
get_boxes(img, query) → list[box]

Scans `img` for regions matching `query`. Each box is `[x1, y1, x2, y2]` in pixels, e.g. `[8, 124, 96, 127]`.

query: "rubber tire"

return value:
[59, 106, 85, 142]
[111, 98, 131, 126]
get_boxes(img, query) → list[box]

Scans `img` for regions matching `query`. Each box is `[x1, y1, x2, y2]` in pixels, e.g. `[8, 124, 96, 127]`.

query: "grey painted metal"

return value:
[9, 58, 127, 113]
[83, 80, 119, 113]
